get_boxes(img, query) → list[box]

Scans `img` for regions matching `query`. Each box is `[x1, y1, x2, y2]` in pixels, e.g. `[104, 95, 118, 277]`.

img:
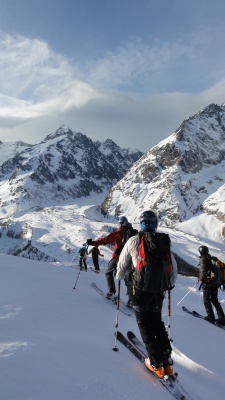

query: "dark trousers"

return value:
[203, 288, 225, 321]
[131, 289, 171, 366]
[105, 258, 118, 293]
[92, 255, 100, 271]
[79, 257, 87, 270]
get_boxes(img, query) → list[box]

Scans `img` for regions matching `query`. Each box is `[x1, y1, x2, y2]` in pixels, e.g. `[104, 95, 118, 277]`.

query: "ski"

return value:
[91, 282, 132, 316]
[127, 330, 146, 354]
[116, 331, 193, 400]
[182, 306, 225, 330]
[90, 266, 100, 274]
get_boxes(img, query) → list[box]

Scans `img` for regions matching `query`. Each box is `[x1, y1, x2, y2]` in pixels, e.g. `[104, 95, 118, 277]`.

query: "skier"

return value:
[78, 243, 87, 271]
[87, 216, 137, 300]
[116, 210, 178, 378]
[198, 245, 225, 325]
[88, 246, 104, 272]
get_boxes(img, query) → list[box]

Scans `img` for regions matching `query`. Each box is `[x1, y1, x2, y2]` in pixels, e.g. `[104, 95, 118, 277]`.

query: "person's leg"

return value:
[203, 290, 215, 322]
[135, 308, 163, 366]
[93, 256, 99, 271]
[105, 259, 117, 295]
[211, 290, 225, 324]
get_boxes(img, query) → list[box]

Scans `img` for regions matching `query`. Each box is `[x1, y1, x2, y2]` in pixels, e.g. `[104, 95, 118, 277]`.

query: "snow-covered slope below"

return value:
[1, 188, 224, 266]
[1, 253, 225, 400]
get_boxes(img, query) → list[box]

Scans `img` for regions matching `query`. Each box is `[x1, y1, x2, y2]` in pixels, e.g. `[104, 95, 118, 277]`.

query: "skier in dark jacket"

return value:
[88, 246, 104, 272]
[78, 244, 87, 271]
[87, 216, 137, 299]
[198, 245, 225, 325]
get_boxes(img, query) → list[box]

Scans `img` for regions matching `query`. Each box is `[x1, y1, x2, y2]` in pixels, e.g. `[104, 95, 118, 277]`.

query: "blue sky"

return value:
[0, 0, 225, 151]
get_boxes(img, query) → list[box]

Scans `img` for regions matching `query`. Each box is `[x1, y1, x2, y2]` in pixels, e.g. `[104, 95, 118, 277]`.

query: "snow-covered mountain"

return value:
[0, 125, 142, 221]
[101, 103, 225, 239]
[0, 140, 32, 165]
[0, 126, 143, 260]
[0, 104, 225, 263]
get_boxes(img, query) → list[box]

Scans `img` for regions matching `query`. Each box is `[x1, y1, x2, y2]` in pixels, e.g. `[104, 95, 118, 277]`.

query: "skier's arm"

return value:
[199, 257, 210, 282]
[116, 236, 138, 280]
[96, 248, 104, 257]
[91, 230, 121, 247]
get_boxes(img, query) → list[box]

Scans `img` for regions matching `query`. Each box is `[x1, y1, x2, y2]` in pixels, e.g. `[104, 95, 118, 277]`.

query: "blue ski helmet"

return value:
[118, 216, 128, 226]
[139, 210, 158, 232]
[82, 243, 87, 247]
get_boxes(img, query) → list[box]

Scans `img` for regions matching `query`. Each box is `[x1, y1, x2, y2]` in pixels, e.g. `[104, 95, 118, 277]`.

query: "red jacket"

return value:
[91, 227, 124, 261]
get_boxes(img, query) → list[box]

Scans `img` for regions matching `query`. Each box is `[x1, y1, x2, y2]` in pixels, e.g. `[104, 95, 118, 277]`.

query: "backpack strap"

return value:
[136, 232, 147, 270]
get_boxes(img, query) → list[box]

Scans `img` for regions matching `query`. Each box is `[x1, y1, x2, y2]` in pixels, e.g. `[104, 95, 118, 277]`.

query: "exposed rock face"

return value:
[100, 103, 225, 238]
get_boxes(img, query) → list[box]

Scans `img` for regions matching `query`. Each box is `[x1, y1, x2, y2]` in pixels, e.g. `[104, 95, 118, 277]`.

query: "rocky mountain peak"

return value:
[101, 103, 225, 236]
[0, 126, 143, 220]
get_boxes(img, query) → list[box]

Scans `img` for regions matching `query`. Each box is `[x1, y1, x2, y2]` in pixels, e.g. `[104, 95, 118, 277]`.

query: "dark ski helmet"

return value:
[140, 210, 158, 232]
[198, 245, 209, 255]
[118, 216, 128, 226]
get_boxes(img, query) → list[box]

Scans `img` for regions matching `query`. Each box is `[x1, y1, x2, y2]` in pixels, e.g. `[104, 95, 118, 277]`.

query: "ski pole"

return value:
[69, 253, 78, 266]
[112, 280, 121, 352]
[176, 281, 198, 306]
[73, 268, 81, 289]
[168, 289, 173, 342]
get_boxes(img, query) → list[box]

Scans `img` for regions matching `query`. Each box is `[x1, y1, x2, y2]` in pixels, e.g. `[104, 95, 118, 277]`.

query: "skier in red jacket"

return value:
[87, 216, 137, 299]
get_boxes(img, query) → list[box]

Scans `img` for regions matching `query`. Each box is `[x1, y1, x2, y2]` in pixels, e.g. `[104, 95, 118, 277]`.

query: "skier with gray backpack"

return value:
[116, 210, 178, 379]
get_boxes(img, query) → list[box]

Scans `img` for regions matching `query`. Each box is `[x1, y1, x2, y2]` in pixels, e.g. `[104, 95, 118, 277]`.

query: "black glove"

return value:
[87, 238, 93, 245]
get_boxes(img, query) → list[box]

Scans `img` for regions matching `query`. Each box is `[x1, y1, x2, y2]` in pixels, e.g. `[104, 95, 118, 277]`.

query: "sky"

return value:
[0, 1, 225, 151]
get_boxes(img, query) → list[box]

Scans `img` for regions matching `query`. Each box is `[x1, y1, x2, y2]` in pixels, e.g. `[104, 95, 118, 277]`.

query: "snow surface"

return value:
[1, 215, 225, 400]
[0, 188, 225, 400]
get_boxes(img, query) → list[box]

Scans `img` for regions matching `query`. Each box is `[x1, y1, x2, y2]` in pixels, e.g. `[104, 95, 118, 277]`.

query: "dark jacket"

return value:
[88, 247, 103, 258]
[199, 254, 219, 289]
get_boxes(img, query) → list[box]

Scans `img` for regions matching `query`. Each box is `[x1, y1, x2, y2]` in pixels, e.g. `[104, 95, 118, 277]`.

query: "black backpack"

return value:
[208, 261, 221, 289]
[133, 231, 173, 293]
[114, 226, 138, 256]
[79, 247, 86, 257]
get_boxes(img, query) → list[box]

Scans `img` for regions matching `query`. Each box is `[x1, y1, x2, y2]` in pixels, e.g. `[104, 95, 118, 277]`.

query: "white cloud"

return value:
[83, 25, 225, 91]
[0, 33, 74, 98]
[0, 31, 225, 152]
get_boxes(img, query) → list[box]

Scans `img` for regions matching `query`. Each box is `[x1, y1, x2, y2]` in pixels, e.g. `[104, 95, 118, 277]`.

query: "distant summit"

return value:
[0, 126, 143, 220]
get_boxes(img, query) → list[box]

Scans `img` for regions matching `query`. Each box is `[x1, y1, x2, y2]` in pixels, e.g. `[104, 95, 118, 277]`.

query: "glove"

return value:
[87, 238, 93, 245]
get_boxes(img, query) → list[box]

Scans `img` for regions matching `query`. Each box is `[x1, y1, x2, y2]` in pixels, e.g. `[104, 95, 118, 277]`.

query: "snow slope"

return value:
[1, 252, 225, 400]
